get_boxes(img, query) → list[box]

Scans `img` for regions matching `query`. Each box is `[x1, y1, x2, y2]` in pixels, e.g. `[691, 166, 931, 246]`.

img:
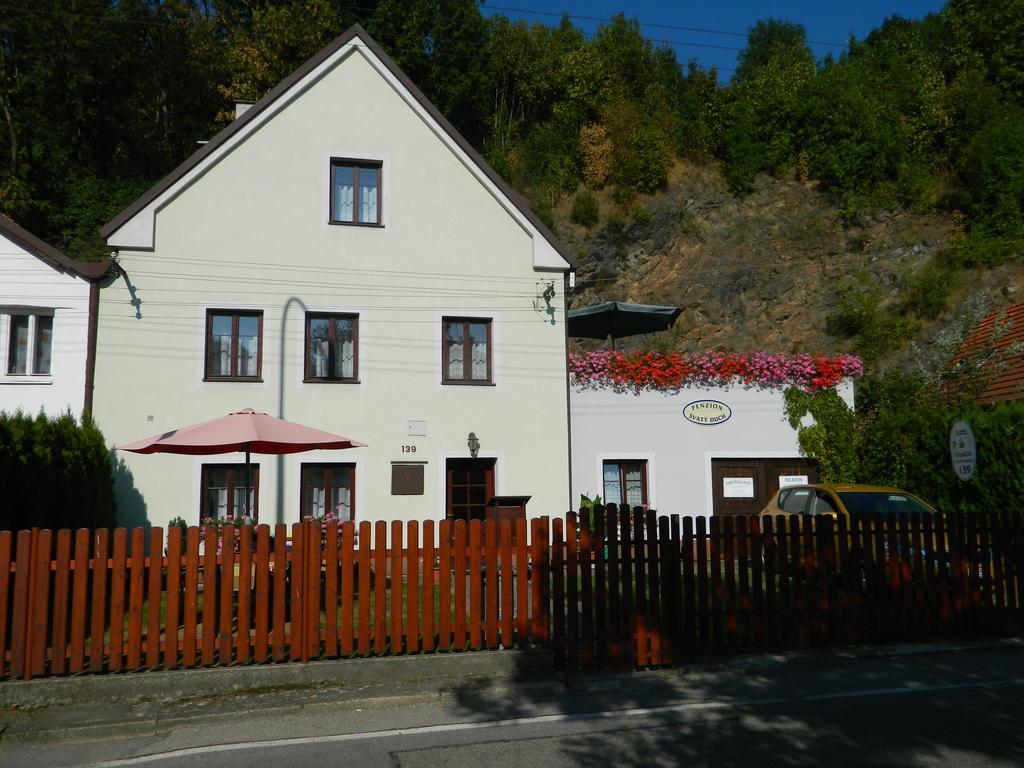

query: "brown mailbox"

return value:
[484, 495, 531, 522]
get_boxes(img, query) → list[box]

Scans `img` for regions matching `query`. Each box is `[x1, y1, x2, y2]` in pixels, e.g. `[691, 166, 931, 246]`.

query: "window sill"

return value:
[441, 381, 496, 387]
[203, 377, 264, 383]
[328, 220, 385, 229]
[1, 377, 53, 385]
[303, 378, 361, 384]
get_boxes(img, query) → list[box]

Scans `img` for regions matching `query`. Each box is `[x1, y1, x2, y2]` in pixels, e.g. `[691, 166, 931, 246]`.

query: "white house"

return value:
[569, 354, 858, 518]
[0, 216, 109, 418]
[93, 25, 574, 530]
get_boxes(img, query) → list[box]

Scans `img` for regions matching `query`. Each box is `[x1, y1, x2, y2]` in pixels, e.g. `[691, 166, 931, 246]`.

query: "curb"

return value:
[0, 648, 559, 709]
[1, 678, 569, 746]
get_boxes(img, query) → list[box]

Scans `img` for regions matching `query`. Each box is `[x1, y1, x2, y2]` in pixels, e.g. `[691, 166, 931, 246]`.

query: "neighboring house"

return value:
[948, 303, 1024, 405]
[0, 216, 110, 418]
[94, 25, 573, 529]
[569, 352, 859, 518]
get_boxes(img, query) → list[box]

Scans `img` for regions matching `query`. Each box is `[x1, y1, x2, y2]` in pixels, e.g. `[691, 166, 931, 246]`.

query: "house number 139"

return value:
[401, 445, 417, 453]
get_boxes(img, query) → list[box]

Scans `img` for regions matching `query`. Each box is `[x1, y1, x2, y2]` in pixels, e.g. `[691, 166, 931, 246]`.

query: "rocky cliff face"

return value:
[559, 160, 1024, 375]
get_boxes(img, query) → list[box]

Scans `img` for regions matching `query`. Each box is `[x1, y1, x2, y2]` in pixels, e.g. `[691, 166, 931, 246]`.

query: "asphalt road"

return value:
[6, 645, 1024, 768]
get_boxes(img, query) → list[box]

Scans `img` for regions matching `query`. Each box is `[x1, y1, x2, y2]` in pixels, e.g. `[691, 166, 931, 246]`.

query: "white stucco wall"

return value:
[93, 44, 571, 530]
[0, 234, 92, 418]
[570, 380, 856, 518]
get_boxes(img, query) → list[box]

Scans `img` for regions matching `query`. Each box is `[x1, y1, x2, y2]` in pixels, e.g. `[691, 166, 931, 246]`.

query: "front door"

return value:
[446, 458, 496, 521]
[711, 457, 818, 516]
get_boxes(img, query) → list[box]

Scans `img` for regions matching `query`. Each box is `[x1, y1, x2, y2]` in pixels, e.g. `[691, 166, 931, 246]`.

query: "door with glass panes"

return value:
[445, 458, 496, 521]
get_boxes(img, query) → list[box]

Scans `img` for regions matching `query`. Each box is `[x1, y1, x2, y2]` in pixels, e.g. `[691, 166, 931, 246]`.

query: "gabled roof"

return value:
[0, 214, 110, 280]
[950, 303, 1024, 405]
[100, 24, 574, 270]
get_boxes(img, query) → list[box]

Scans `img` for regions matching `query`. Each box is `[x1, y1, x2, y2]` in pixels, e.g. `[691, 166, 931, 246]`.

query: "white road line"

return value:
[89, 677, 1024, 767]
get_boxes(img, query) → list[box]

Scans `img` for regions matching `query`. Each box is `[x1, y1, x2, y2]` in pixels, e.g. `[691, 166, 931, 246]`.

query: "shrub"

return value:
[631, 127, 672, 193]
[605, 213, 626, 246]
[786, 374, 1024, 518]
[570, 189, 599, 228]
[901, 259, 956, 319]
[579, 124, 613, 189]
[0, 411, 116, 531]
[828, 275, 915, 362]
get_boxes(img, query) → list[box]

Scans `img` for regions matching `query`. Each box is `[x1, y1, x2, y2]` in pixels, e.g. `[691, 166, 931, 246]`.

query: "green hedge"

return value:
[785, 380, 1024, 517]
[0, 411, 116, 531]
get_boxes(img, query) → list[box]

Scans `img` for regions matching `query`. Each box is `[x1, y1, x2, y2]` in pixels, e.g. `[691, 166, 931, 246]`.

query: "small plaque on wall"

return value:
[723, 477, 755, 498]
[391, 463, 425, 495]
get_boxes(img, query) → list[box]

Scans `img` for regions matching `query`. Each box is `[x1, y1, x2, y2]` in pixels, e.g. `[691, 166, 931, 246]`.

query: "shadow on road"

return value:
[443, 646, 1024, 767]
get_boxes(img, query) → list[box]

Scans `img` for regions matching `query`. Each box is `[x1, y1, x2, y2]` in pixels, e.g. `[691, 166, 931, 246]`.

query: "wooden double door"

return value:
[711, 457, 818, 517]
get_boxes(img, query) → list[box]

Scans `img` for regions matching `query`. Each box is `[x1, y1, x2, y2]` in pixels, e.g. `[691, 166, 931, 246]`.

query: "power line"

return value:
[0, 2, 735, 75]
[483, 3, 850, 48]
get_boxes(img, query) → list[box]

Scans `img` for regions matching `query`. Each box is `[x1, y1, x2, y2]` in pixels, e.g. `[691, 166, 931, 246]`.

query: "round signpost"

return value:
[949, 420, 976, 481]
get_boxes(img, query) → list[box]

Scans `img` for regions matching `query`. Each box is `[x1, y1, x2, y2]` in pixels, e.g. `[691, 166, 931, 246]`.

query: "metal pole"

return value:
[245, 445, 252, 519]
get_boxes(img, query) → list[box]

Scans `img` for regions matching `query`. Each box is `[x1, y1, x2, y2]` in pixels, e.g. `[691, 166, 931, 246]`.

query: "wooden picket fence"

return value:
[553, 507, 1024, 670]
[2, 509, 1023, 680]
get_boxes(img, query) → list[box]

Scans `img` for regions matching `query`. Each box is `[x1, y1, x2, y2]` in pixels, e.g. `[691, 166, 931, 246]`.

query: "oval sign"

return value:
[949, 419, 977, 481]
[683, 399, 732, 426]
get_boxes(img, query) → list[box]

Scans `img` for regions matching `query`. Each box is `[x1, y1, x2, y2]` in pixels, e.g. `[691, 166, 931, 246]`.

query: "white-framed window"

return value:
[2, 310, 53, 377]
[300, 463, 355, 521]
[602, 459, 649, 508]
[201, 463, 259, 522]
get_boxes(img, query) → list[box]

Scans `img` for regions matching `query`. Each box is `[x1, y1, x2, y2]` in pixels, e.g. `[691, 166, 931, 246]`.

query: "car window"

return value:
[811, 490, 838, 516]
[837, 491, 932, 516]
[780, 488, 811, 513]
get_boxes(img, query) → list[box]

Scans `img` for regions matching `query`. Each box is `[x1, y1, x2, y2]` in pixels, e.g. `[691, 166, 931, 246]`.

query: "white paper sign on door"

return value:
[779, 475, 808, 488]
[723, 477, 755, 498]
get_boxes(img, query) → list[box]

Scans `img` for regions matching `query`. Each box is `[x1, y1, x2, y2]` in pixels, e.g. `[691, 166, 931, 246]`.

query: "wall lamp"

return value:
[467, 432, 480, 458]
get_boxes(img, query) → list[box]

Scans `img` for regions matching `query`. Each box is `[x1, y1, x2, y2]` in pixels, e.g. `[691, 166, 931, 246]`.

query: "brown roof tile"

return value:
[950, 303, 1024, 404]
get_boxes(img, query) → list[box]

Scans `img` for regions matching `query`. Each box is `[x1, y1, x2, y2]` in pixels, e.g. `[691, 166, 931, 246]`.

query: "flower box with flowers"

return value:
[199, 515, 254, 554]
[569, 351, 863, 394]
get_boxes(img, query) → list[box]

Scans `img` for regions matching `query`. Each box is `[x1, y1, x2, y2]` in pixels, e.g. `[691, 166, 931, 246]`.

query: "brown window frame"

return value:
[204, 309, 263, 382]
[300, 462, 356, 522]
[303, 312, 359, 383]
[200, 463, 260, 522]
[329, 158, 383, 227]
[602, 459, 649, 509]
[442, 317, 493, 385]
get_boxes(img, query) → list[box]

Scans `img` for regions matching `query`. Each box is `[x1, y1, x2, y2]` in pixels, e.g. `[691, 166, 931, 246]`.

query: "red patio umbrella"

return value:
[118, 408, 366, 519]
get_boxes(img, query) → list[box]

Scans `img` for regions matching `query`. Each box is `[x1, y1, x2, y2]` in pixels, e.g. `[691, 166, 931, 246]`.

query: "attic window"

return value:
[330, 159, 381, 226]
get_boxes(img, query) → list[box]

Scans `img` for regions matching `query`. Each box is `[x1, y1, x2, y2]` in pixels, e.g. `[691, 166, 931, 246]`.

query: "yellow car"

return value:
[760, 483, 936, 523]
[760, 484, 941, 582]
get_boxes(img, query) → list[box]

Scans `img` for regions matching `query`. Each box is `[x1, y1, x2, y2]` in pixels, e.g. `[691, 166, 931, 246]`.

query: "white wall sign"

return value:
[723, 477, 755, 498]
[779, 475, 808, 488]
[683, 400, 732, 426]
[949, 420, 977, 481]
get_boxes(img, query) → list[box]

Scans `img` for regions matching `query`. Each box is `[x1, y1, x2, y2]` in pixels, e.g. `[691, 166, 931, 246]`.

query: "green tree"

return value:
[735, 19, 812, 81]
[959, 107, 1024, 263]
[368, 0, 491, 146]
[724, 19, 816, 189]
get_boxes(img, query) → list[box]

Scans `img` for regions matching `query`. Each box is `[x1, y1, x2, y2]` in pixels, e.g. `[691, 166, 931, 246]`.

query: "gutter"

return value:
[83, 279, 100, 416]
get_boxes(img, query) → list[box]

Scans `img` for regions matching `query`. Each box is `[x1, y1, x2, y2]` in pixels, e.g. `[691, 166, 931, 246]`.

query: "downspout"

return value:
[564, 270, 574, 513]
[84, 279, 100, 416]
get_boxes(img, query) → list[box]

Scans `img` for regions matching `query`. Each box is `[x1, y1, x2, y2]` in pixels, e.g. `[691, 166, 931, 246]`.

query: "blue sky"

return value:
[480, 1, 947, 78]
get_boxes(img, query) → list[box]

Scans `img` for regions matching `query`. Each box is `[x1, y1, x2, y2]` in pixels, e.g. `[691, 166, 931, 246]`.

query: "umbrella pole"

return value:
[245, 445, 251, 520]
